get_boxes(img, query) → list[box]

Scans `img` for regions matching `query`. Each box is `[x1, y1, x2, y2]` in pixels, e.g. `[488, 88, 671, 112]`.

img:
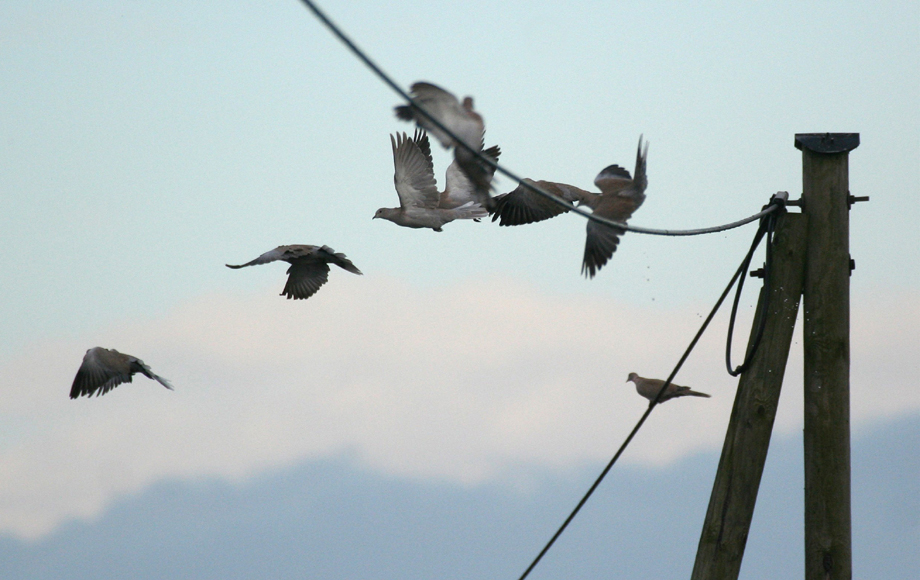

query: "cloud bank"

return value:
[1, 275, 916, 539]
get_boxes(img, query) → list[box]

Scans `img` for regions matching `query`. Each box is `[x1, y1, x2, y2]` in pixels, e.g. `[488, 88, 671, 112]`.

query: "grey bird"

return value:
[626, 372, 711, 404]
[491, 135, 649, 278]
[70, 347, 173, 399]
[226, 245, 362, 300]
[374, 130, 494, 231]
[394, 82, 497, 208]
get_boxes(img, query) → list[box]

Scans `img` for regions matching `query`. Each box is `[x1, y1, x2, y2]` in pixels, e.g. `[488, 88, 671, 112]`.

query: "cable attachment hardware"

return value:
[778, 190, 804, 208]
[847, 193, 870, 208]
[770, 191, 789, 207]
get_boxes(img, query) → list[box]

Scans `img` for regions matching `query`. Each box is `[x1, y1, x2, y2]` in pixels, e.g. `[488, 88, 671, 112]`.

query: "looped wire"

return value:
[515, 192, 788, 580]
[725, 194, 787, 376]
[293, 3, 796, 577]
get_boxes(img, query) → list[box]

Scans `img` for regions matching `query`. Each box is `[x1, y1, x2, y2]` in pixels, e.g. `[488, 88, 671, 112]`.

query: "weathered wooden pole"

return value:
[690, 212, 807, 580]
[797, 132, 859, 580]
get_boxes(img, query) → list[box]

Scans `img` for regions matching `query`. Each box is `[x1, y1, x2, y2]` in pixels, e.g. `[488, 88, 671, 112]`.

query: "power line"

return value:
[515, 203, 783, 580]
[297, 0, 780, 237]
[293, 2, 790, 575]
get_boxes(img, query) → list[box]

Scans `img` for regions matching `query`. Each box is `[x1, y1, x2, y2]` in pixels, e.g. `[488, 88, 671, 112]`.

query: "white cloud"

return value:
[0, 276, 916, 539]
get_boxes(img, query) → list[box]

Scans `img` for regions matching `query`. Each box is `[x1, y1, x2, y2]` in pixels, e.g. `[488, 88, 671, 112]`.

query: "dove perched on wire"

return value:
[626, 372, 711, 404]
[70, 347, 173, 399]
[374, 130, 494, 231]
[394, 82, 498, 210]
[491, 135, 649, 278]
[226, 245, 362, 300]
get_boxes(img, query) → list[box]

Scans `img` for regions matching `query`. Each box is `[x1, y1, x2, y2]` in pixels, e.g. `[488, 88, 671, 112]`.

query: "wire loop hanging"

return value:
[515, 193, 789, 580]
[725, 194, 786, 376]
[293, 4, 798, 577]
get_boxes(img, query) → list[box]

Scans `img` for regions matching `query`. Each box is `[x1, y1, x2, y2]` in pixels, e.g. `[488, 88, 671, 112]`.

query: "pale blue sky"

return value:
[1, 0, 917, 353]
[0, 0, 918, 575]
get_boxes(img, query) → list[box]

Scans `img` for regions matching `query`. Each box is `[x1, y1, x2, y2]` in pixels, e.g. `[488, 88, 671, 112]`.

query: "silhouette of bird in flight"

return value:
[491, 136, 649, 278]
[374, 130, 497, 231]
[70, 347, 173, 399]
[226, 245, 361, 300]
[394, 81, 498, 210]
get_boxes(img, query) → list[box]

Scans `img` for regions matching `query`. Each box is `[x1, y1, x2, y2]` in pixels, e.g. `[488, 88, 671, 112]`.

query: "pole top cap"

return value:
[794, 133, 860, 154]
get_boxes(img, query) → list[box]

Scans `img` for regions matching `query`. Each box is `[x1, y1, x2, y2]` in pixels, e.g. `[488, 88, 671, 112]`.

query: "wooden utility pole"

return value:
[798, 132, 859, 580]
[690, 213, 807, 580]
[693, 133, 860, 579]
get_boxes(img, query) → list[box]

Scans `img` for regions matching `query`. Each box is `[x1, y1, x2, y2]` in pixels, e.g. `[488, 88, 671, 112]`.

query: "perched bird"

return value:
[226, 245, 362, 300]
[491, 136, 649, 278]
[374, 130, 494, 231]
[70, 347, 173, 399]
[626, 372, 711, 404]
[394, 82, 497, 208]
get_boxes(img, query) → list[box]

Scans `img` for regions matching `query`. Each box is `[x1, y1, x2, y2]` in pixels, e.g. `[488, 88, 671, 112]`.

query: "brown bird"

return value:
[626, 372, 711, 404]
[70, 347, 173, 399]
[395, 82, 497, 209]
[374, 131, 497, 231]
[226, 245, 362, 300]
[491, 135, 649, 278]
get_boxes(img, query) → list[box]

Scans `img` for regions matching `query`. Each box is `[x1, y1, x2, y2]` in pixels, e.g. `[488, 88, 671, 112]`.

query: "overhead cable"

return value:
[515, 195, 787, 580]
[297, 0, 781, 237]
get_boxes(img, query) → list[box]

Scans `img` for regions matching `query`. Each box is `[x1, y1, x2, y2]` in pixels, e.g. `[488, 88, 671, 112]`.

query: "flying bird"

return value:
[374, 130, 496, 231]
[394, 82, 497, 208]
[226, 245, 362, 300]
[626, 372, 711, 404]
[70, 347, 173, 399]
[491, 136, 649, 277]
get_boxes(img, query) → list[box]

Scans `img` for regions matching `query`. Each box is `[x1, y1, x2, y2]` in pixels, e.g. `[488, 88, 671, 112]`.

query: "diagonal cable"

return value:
[515, 209, 778, 580]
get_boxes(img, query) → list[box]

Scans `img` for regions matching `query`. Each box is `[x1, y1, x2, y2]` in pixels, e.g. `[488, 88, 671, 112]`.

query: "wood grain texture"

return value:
[691, 213, 806, 580]
[801, 145, 854, 580]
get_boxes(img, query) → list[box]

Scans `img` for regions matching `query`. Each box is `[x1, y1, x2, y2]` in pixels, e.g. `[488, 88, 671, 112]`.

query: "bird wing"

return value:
[631, 135, 649, 194]
[582, 140, 649, 278]
[642, 378, 680, 402]
[70, 347, 133, 398]
[226, 245, 318, 269]
[316, 246, 363, 275]
[581, 194, 645, 278]
[441, 144, 500, 209]
[593, 164, 634, 195]
[282, 260, 331, 300]
[392, 131, 440, 209]
[395, 82, 492, 202]
[593, 137, 648, 199]
[491, 179, 595, 226]
[395, 82, 481, 151]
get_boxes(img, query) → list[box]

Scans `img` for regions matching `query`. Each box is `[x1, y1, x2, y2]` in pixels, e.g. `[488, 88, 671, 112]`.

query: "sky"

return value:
[1, 0, 918, 577]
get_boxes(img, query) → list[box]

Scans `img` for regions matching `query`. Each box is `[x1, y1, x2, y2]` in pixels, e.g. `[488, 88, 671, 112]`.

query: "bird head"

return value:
[626, 372, 639, 383]
[373, 207, 400, 223]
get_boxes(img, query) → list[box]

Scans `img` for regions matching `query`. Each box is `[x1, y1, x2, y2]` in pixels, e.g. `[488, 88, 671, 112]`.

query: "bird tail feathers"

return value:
[452, 201, 489, 220]
[133, 359, 174, 391]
